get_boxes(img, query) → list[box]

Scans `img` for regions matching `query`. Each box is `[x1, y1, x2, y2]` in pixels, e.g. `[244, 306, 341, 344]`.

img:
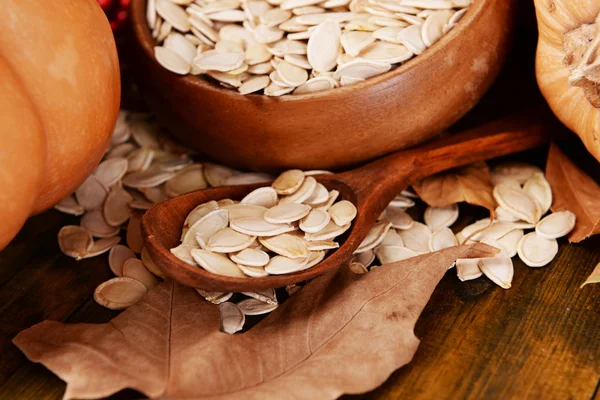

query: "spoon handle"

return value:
[333, 108, 552, 213]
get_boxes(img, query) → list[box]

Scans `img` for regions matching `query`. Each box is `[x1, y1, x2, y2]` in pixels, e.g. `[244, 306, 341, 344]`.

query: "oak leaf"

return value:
[412, 162, 496, 211]
[546, 142, 600, 243]
[13, 244, 497, 400]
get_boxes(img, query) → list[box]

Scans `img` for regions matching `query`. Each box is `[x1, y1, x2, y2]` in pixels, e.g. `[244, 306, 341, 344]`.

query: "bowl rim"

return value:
[130, 0, 487, 101]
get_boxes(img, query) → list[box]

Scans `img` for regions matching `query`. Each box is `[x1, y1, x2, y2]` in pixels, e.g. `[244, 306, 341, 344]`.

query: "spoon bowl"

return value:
[142, 110, 551, 292]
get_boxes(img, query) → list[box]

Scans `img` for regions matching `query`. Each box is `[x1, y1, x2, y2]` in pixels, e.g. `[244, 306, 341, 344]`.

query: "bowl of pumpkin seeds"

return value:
[129, 0, 514, 171]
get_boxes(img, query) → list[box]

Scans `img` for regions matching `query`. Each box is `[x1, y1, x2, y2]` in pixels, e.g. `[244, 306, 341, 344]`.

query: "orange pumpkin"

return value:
[0, 0, 120, 249]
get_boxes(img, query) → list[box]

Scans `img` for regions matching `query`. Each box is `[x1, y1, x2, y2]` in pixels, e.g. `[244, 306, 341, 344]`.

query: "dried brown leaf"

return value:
[412, 162, 496, 211]
[546, 142, 600, 243]
[581, 261, 600, 288]
[14, 244, 497, 400]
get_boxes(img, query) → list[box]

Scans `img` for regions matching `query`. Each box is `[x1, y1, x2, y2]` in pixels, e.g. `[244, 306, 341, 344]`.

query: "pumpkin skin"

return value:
[0, 56, 46, 250]
[534, 0, 600, 162]
[0, 0, 121, 214]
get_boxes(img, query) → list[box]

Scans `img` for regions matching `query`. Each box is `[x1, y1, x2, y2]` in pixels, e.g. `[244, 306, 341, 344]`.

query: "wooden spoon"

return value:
[142, 111, 551, 292]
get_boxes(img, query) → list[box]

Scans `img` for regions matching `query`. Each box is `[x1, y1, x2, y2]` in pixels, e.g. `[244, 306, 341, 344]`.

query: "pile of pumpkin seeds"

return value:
[171, 170, 356, 277]
[349, 163, 576, 290]
[54, 110, 576, 334]
[147, 0, 472, 95]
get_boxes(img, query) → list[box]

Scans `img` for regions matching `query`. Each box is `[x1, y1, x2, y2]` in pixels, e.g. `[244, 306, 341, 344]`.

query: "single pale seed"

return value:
[396, 24, 427, 54]
[496, 228, 523, 258]
[241, 187, 278, 207]
[300, 209, 331, 233]
[272, 169, 305, 194]
[54, 195, 84, 216]
[81, 210, 120, 238]
[264, 253, 310, 274]
[398, 221, 432, 253]
[156, 0, 191, 31]
[239, 74, 271, 94]
[294, 76, 337, 93]
[264, 203, 311, 223]
[306, 239, 339, 250]
[471, 221, 516, 242]
[259, 233, 308, 258]
[314, 189, 339, 211]
[222, 203, 268, 220]
[237, 298, 279, 315]
[186, 209, 229, 248]
[154, 46, 191, 75]
[84, 237, 121, 259]
[333, 58, 391, 80]
[58, 226, 94, 260]
[104, 184, 133, 227]
[383, 206, 413, 230]
[196, 289, 233, 304]
[94, 277, 148, 310]
[164, 32, 197, 63]
[307, 19, 341, 72]
[305, 219, 351, 241]
[238, 264, 270, 277]
[276, 61, 309, 86]
[230, 247, 270, 266]
[181, 201, 219, 239]
[358, 41, 413, 63]
[517, 232, 559, 267]
[523, 173, 552, 215]
[123, 259, 160, 290]
[170, 244, 198, 265]
[535, 210, 576, 239]
[304, 250, 326, 269]
[328, 200, 357, 226]
[207, 227, 256, 252]
[194, 49, 245, 71]
[478, 255, 514, 289]
[349, 262, 368, 274]
[204, 163, 238, 186]
[165, 165, 208, 196]
[75, 175, 108, 210]
[191, 249, 246, 277]
[456, 258, 482, 281]
[355, 221, 392, 253]
[380, 229, 404, 247]
[122, 167, 176, 189]
[495, 206, 519, 222]
[93, 158, 128, 188]
[231, 216, 295, 236]
[424, 204, 459, 231]
[493, 184, 541, 224]
[109, 245, 137, 276]
[341, 30, 375, 56]
[279, 176, 317, 204]
[429, 227, 458, 251]
[373, 26, 404, 43]
[219, 302, 245, 334]
[355, 248, 375, 266]
[141, 247, 166, 279]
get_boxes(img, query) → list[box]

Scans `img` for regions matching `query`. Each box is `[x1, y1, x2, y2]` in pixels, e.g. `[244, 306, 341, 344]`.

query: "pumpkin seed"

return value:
[154, 46, 191, 75]
[305, 220, 351, 241]
[423, 204, 458, 231]
[535, 210, 576, 239]
[197, 290, 233, 304]
[517, 232, 559, 267]
[429, 227, 458, 251]
[231, 216, 295, 236]
[380, 229, 404, 247]
[496, 229, 523, 258]
[375, 245, 418, 264]
[523, 173, 552, 215]
[238, 264, 270, 277]
[219, 302, 245, 334]
[355, 221, 392, 253]
[349, 262, 369, 274]
[123, 259, 160, 290]
[58, 226, 94, 260]
[81, 210, 120, 238]
[383, 206, 414, 230]
[104, 183, 133, 227]
[75, 175, 108, 210]
[191, 249, 246, 277]
[222, 203, 268, 220]
[170, 244, 198, 265]
[306, 239, 339, 250]
[300, 209, 331, 233]
[264, 203, 311, 223]
[93, 158, 128, 188]
[259, 233, 308, 258]
[279, 176, 317, 204]
[84, 237, 121, 259]
[183, 208, 229, 247]
[237, 298, 279, 315]
[181, 201, 219, 238]
[141, 247, 166, 279]
[421, 10, 454, 47]
[398, 222, 432, 253]
[230, 247, 270, 266]
[272, 169, 305, 194]
[328, 200, 357, 226]
[264, 253, 310, 274]
[54, 195, 84, 216]
[207, 227, 256, 252]
[94, 277, 148, 310]
[478, 255, 513, 289]
[456, 258, 482, 281]
[491, 162, 542, 185]
[109, 245, 137, 276]
[307, 19, 342, 72]
[164, 164, 208, 196]
[493, 184, 541, 224]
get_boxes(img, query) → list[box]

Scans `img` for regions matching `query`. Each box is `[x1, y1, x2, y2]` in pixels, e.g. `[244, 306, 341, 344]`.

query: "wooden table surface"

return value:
[1, 5, 600, 400]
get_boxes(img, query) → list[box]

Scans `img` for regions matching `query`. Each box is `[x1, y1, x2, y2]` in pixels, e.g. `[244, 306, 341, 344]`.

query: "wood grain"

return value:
[127, 0, 516, 172]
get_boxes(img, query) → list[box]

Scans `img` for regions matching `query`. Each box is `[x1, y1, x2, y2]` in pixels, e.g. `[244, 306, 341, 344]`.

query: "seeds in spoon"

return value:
[222, 203, 268, 220]
[535, 210, 576, 239]
[104, 184, 133, 227]
[305, 219, 351, 241]
[170, 244, 197, 265]
[264, 253, 310, 274]
[154, 46, 191, 75]
[183, 208, 229, 247]
[276, 61, 309, 86]
[181, 200, 219, 238]
[279, 176, 318, 204]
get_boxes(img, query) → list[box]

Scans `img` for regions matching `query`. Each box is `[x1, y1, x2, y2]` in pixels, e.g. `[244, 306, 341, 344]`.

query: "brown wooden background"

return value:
[1, 2, 600, 399]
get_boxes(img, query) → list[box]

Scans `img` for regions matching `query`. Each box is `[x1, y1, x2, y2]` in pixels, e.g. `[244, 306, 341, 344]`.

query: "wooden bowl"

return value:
[128, 0, 515, 172]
